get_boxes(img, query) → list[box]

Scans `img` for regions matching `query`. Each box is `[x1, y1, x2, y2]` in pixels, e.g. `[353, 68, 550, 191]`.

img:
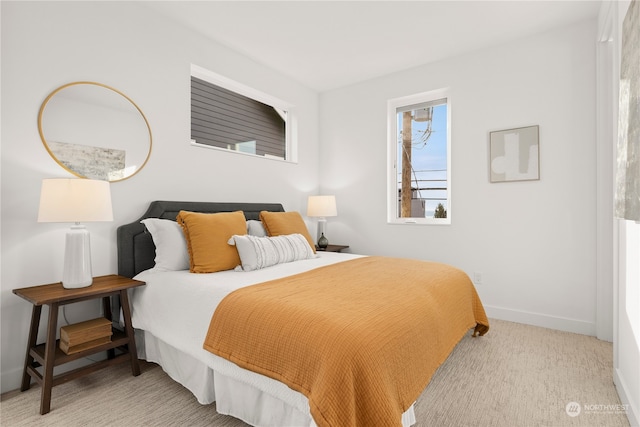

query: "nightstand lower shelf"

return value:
[28, 328, 127, 367]
[26, 330, 132, 389]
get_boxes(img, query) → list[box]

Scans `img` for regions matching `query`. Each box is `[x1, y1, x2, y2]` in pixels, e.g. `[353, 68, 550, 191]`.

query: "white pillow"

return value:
[246, 219, 267, 237]
[228, 233, 316, 272]
[141, 218, 190, 271]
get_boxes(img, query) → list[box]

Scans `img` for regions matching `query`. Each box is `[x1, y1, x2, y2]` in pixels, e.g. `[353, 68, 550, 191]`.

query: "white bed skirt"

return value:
[136, 329, 417, 427]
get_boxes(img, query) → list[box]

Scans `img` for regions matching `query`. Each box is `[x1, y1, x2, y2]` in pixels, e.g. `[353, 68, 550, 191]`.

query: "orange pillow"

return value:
[177, 210, 247, 273]
[259, 211, 316, 253]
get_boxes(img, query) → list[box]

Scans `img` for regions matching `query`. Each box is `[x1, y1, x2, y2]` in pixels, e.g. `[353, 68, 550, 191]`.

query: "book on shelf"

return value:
[60, 336, 112, 355]
[60, 317, 112, 350]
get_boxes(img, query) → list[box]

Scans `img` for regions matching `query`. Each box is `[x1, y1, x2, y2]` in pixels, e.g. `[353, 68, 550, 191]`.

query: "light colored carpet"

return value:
[0, 319, 630, 427]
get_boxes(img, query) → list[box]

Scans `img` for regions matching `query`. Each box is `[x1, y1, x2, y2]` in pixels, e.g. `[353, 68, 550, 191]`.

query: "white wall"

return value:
[616, 221, 640, 427]
[320, 20, 598, 335]
[0, 1, 320, 393]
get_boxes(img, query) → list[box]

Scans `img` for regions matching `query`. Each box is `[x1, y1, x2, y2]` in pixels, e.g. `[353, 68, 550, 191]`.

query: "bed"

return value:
[117, 201, 489, 427]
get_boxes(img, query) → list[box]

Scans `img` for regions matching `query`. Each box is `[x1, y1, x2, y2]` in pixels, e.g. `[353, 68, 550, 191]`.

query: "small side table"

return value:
[13, 274, 145, 415]
[315, 244, 349, 253]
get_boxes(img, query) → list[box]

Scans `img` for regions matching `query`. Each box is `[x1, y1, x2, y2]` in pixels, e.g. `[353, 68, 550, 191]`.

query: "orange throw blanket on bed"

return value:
[203, 256, 489, 427]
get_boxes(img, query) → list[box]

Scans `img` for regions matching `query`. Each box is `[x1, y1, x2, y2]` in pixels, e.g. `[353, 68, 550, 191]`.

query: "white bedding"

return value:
[131, 252, 416, 426]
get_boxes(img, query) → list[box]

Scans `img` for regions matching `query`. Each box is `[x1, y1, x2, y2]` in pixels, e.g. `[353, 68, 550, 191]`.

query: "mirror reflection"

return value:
[38, 82, 152, 182]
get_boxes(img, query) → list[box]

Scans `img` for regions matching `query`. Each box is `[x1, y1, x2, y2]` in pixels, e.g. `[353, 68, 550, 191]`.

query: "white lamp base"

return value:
[62, 224, 93, 289]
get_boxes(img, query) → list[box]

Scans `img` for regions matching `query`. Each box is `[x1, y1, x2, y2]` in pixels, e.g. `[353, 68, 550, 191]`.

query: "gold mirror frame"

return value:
[38, 81, 152, 182]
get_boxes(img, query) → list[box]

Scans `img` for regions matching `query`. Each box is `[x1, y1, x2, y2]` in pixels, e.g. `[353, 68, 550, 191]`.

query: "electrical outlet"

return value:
[473, 272, 483, 285]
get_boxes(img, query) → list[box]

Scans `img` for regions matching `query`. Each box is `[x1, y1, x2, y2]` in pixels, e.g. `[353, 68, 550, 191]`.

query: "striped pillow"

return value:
[228, 233, 316, 272]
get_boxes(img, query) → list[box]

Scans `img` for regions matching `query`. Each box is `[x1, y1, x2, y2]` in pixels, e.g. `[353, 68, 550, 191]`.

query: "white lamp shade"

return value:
[307, 195, 337, 218]
[38, 178, 113, 223]
[38, 178, 113, 288]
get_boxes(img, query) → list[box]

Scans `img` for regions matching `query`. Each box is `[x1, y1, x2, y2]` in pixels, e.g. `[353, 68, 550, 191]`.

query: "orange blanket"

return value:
[204, 256, 489, 427]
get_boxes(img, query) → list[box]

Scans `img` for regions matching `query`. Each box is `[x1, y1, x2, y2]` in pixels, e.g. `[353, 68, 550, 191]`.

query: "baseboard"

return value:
[614, 368, 640, 427]
[484, 305, 597, 336]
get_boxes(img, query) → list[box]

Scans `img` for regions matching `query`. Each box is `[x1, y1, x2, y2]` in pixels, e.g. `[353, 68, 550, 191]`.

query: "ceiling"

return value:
[144, 1, 601, 92]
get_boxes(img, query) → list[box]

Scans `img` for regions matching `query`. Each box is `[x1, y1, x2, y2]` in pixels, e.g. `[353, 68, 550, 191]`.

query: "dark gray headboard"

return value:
[117, 201, 285, 278]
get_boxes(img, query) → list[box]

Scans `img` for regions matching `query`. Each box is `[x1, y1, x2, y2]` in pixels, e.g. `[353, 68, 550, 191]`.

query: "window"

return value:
[387, 89, 451, 224]
[190, 64, 294, 161]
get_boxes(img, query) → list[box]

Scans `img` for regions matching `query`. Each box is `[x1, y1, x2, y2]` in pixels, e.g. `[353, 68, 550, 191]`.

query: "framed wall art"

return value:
[489, 125, 539, 183]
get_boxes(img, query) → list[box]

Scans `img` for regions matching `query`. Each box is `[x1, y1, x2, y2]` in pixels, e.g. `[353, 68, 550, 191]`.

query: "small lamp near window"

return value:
[307, 195, 337, 249]
[38, 178, 113, 289]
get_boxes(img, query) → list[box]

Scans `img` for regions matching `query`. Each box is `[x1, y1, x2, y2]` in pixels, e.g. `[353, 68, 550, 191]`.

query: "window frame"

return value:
[387, 88, 452, 225]
[190, 64, 296, 163]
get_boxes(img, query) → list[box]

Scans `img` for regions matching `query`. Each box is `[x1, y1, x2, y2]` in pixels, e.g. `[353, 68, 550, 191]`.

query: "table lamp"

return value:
[307, 195, 337, 249]
[38, 178, 113, 288]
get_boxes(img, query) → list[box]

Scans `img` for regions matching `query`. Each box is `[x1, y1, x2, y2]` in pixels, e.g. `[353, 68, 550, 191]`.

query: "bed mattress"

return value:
[130, 252, 417, 426]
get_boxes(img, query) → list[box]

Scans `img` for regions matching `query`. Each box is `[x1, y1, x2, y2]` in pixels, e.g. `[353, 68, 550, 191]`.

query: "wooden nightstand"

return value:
[315, 244, 349, 253]
[13, 274, 145, 415]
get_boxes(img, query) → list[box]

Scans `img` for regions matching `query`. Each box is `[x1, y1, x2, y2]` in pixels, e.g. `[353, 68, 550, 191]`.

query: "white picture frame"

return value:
[489, 125, 540, 183]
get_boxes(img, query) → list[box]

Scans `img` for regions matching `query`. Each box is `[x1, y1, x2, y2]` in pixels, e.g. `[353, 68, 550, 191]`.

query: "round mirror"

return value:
[38, 82, 152, 182]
